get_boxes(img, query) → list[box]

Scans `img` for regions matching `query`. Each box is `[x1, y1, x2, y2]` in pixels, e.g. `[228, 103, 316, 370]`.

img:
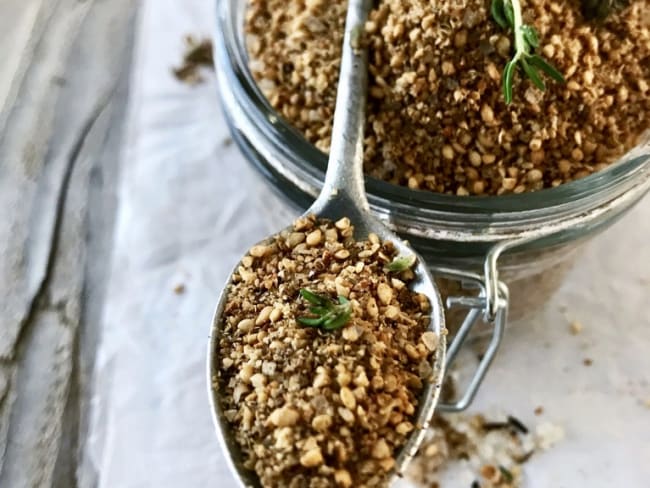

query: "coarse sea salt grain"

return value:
[406, 410, 565, 487]
[535, 422, 566, 450]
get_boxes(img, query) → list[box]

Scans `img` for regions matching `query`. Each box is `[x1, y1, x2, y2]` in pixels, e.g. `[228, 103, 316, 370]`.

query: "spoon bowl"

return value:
[208, 0, 448, 484]
[207, 224, 446, 486]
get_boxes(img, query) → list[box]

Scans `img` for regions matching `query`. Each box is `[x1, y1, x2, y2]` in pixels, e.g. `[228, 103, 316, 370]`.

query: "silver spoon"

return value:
[208, 0, 447, 485]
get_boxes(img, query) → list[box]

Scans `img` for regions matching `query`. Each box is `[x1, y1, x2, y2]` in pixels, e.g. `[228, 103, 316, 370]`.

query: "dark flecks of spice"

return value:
[513, 450, 535, 464]
[482, 421, 511, 431]
[581, 0, 630, 20]
[499, 465, 514, 483]
[507, 415, 529, 434]
[471, 481, 481, 488]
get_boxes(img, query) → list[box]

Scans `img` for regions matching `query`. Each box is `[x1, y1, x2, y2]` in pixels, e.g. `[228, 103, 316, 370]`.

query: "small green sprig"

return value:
[491, 0, 565, 104]
[297, 289, 352, 331]
[385, 254, 417, 273]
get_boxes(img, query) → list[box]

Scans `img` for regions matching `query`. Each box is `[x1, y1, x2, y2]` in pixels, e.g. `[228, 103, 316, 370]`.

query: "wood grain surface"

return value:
[0, 1, 136, 486]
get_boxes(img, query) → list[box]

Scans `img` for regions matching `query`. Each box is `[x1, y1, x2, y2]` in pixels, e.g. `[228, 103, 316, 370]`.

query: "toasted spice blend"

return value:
[173, 35, 213, 84]
[407, 412, 565, 488]
[216, 215, 437, 487]
[245, 0, 649, 195]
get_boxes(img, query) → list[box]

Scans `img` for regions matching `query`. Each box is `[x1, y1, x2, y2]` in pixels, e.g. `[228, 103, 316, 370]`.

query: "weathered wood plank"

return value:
[51, 65, 135, 488]
[0, 0, 136, 485]
[0, 0, 91, 361]
[0, 0, 57, 134]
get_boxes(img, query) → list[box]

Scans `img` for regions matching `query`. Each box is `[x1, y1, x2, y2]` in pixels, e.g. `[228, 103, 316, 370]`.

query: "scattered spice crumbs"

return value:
[569, 320, 584, 335]
[173, 35, 214, 85]
[583, 358, 593, 366]
[407, 412, 565, 487]
[216, 215, 437, 487]
[173, 283, 186, 295]
[507, 415, 529, 434]
[534, 406, 544, 416]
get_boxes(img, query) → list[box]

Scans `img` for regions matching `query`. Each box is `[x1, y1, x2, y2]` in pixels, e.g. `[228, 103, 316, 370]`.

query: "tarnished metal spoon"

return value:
[208, 0, 447, 485]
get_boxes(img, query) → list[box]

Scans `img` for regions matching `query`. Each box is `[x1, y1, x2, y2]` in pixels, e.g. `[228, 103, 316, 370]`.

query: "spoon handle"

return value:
[315, 0, 372, 212]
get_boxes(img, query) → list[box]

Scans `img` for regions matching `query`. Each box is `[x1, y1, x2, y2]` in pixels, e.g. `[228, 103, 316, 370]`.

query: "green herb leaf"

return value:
[300, 288, 329, 307]
[385, 254, 417, 273]
[521, 25, 540, 49]
[528, 54, 565, 83]
[503, 0, 515, 27]
[492, 0, 565, 103]
[521, 58, 545, 90]
[297, 316, 324, 327]
[503, 60, 516, 104]
[309, 306, 330, 315]
[298, 289, 352, 331]
[491, 0, 509, 29]
[499, 465, 514, 483]
[323, 309, 352, 330]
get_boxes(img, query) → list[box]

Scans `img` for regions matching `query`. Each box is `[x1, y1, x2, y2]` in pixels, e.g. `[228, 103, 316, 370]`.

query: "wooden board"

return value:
[0, 0, 137, 486]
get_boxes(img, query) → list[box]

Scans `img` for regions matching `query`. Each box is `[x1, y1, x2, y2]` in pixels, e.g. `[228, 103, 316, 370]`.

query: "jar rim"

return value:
[215, 0, 650, 242]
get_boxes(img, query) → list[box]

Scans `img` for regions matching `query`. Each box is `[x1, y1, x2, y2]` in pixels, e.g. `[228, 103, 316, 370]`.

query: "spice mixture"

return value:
[216, 215, 438, 487]
[173, 35, 213, 85]
[245, 0, 649, 195]
[407, 412, 565, 488]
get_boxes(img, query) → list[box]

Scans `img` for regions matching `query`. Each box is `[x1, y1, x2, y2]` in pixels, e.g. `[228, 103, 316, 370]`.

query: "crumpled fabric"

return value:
[85, 0, 650, 486]
[86, 1, 295, 486]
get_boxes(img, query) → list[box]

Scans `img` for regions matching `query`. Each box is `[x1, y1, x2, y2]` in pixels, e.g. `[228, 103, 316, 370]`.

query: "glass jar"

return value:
[213, 0, 650, 324]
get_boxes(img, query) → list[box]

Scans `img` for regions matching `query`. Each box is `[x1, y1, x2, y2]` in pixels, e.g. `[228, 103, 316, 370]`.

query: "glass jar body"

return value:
[215, 0, 650, 323]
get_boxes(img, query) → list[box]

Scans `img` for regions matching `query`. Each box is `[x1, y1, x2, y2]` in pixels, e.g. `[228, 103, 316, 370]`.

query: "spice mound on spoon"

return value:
[217, 216, 439, 487]
[208, 0, 446, 486]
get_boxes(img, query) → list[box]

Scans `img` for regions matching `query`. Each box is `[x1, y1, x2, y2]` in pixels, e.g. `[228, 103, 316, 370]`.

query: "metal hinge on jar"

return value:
[432, 265, 509, 412]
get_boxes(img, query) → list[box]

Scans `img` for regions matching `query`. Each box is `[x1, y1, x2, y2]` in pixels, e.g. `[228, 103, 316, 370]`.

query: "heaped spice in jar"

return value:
[216, 215, 437, 487]
[245, 0, 649, 195]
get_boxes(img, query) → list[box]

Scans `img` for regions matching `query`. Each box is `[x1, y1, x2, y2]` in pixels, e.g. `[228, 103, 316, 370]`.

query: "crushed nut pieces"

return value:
[216, 215, 436, 487]
[245, 0, 649, 195]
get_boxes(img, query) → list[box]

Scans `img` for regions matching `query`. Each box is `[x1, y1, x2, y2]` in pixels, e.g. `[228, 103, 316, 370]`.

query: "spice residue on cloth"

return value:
[407, 413, 565, 488]
[215, 215, 437, 487]
[172, 35, 213, 85]
[245, 0, 649, 195]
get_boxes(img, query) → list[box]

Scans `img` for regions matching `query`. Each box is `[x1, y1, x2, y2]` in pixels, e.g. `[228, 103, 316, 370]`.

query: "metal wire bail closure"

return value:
[435, 180, 650, 412]
[434, 261, 510, 412]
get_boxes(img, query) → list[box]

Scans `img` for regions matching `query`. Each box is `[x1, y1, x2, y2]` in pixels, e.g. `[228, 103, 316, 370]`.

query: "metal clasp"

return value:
[483, 236, 536, 322]
[434, 266, 509, 412]
[435, 236, 549, 411]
